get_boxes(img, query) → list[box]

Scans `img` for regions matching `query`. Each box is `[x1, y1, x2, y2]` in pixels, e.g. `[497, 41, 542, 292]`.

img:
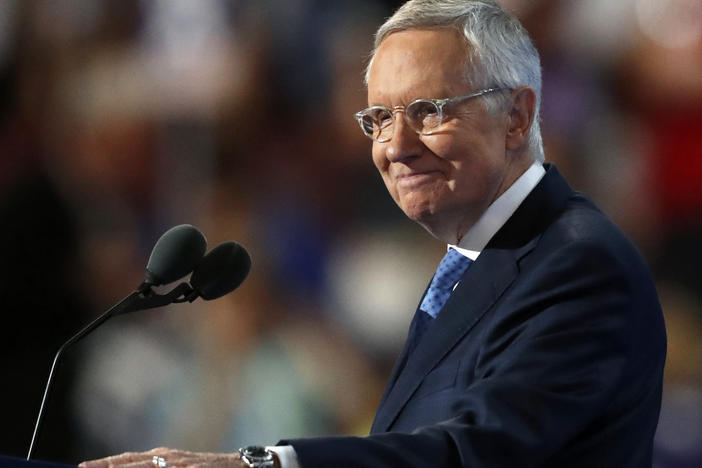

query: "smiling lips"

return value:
[395, 170, 443, 189]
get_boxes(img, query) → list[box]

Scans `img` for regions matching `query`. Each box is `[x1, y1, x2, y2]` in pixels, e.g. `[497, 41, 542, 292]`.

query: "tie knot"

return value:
[419, 249, 472, 317]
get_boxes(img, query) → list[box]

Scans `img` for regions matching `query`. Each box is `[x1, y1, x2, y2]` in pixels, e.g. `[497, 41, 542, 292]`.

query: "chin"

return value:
[399, 197, 469, 243]
[400, 199, 438, 225]
[396, 185, 448, 222]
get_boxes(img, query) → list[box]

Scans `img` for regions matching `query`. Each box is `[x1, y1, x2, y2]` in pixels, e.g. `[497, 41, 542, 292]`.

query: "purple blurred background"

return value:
[1, 1, 700, 466]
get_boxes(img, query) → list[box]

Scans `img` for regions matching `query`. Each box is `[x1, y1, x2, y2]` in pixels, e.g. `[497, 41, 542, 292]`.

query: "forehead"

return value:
[368, 28, 472, 104]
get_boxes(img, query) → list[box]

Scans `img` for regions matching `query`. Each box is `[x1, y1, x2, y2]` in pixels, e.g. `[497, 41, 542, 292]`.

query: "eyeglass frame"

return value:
[354, 87, 510, 142]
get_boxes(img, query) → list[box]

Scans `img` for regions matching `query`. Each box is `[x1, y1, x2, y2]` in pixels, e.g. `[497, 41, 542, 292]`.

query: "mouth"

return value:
[396, 170, 442, 189]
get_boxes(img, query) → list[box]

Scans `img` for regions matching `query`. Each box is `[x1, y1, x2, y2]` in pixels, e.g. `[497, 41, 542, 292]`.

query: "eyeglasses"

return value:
[354, 87, 508, 142]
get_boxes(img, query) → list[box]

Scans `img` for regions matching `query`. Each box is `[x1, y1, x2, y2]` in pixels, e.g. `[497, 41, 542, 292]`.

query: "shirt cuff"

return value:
[266, 445, 301, 468]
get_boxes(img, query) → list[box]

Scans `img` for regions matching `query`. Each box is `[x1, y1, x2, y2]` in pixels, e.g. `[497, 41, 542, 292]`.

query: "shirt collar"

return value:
[449, 161, 546, 260]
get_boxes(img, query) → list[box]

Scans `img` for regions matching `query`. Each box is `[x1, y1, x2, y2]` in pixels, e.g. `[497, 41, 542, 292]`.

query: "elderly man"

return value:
[81, 0, 665, 467]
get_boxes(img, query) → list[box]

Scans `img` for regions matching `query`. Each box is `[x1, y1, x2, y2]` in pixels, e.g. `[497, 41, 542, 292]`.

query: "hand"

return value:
[79, 447, 248, 468]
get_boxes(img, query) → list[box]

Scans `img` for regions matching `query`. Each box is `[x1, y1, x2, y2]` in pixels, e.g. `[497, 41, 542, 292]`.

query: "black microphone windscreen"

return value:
[145, 224, 207, 285]
[190, 241, 251, 300]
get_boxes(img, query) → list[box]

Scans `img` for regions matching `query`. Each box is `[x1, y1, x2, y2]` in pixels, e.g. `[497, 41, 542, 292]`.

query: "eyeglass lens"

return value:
[361, 100, 442, 140]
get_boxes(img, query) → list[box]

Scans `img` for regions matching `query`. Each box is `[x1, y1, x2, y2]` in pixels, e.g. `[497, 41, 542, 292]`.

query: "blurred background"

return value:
[0, 0, 700, 466]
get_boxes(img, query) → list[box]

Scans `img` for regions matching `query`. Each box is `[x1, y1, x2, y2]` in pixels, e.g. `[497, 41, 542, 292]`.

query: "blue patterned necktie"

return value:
[406, 249, 473, 355]
[420, 249, 473, 317]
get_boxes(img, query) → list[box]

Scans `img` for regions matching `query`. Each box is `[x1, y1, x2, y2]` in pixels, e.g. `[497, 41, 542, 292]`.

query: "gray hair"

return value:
[366, 0, 544, 162]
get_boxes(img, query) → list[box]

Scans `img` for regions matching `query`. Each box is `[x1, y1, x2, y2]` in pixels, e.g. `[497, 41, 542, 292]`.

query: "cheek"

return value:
[421, 133, 472, 166]
[372, 146, 391, 180]
[372, 146, 398, 195]
[426, 132, 502, 176]
[371, 145, 385, 171]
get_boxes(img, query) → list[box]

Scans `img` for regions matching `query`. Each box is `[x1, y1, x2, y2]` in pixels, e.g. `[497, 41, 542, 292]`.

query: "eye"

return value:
[360, 115, 375, 134]
[374, 108, 394, 128]
[407, 100, 441, 130]
[407, 100, 438, 119]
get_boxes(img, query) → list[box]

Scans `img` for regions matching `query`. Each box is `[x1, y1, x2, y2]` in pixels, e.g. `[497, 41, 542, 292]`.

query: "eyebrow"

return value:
[367, 91, 454, 108]
[366, 97, 419, 108]
[367, 91, 423, 108]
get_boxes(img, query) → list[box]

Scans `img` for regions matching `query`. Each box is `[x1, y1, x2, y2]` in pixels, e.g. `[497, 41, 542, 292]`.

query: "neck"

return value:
[422, 154, 536, 244]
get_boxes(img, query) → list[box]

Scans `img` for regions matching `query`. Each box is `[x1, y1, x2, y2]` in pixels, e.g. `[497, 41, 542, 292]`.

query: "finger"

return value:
[109, 454, 181, 468]
[150, 451, 208, 467]
[182, 454, 243, 468]
[113, 461, 159, 468]
[165, 455, 217, 468]
[147, 447, 199, 461]
[148, 452, 209, 468]
[147, 447, 178, 455]
[80, 452, 155, 468]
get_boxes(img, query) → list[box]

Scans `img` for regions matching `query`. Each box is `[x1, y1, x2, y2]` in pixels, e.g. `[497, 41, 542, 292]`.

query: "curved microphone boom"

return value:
[27, 224, 207, 460]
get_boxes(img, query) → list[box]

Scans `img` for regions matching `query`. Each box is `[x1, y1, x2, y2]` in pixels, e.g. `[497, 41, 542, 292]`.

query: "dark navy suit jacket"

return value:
[282, 165, 666, 467]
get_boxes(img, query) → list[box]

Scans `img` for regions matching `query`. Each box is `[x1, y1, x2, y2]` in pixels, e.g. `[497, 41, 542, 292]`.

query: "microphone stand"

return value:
[27, 282, 194, 460]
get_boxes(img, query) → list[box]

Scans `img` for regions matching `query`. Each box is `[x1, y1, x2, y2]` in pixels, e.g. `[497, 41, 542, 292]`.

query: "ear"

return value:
[505, 86, 536, 152]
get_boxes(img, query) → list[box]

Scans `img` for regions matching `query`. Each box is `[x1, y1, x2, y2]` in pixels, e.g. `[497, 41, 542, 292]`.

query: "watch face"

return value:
[243, 446, 269, 459]
[240, 445, 274, 466]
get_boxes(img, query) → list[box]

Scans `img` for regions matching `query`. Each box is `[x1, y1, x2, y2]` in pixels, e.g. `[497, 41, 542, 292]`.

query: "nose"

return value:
[385, 112, 422, 163]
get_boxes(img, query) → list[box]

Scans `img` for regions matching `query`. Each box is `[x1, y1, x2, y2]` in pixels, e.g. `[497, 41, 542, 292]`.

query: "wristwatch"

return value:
[238, 446, 276, 468]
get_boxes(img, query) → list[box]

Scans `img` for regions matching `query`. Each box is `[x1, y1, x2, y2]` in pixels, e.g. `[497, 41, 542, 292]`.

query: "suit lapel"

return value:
[370, 275, 435, 434]
[372, 302, 425, 415]
[370, 164, 574, 433]
[371, 242, 527, 432]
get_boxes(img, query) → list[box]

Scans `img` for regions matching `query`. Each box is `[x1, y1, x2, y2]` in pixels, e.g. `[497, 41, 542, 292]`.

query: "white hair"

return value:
[366, 0, 544, 162]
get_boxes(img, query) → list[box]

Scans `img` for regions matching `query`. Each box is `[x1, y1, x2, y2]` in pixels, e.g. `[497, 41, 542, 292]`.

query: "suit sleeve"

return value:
[280, 240, 666, 467]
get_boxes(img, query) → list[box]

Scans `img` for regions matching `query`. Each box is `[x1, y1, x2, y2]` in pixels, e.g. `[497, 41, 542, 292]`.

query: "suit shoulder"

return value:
[542, 192, 641, 259]
[523, 191, 664, 343]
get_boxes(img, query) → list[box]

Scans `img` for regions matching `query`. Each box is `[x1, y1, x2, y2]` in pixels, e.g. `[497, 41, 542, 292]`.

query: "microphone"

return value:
[27, 224, 207, 460]
[184, 241, 252, 301]
[144, 224, 207, 287]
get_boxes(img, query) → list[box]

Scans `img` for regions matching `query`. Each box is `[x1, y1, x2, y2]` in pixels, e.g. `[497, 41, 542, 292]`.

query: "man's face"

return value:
[367, 28, 526, 242]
